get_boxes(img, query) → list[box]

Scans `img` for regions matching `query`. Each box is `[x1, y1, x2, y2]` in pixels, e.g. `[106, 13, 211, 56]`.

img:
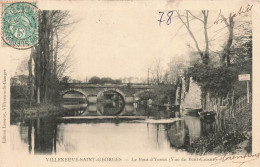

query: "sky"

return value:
[9, 5, 251, 81]
[67, 9, 191, 80]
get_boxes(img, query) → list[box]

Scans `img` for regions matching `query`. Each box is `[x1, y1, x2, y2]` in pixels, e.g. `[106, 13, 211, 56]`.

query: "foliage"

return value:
[188, 64, 238, 98]
[11, 75, 30, 99]
[11, 86, 30, 99]
[88, 76, 101, 84]
[11, 75, 28, 86]
[113, 79, 122, 84]
[231, 19, 252, 67]
[137, 91, 156, 101]
[186, 106, 252, 154]
[153, 84, 176, 104]
[186, 130, 247, 154]
[88, 76, 122, 84]
[61, 76, 70, 83]
[231, 36, 252, 67]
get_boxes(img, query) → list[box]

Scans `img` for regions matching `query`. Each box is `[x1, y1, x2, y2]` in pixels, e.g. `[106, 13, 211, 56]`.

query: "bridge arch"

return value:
[97, 88, 126, 115]
[97, 88, 126, 102]
[60, 88, 89, 99]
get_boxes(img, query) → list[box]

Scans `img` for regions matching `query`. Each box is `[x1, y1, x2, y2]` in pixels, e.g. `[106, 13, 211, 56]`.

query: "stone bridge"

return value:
[60, 83, 153, 103]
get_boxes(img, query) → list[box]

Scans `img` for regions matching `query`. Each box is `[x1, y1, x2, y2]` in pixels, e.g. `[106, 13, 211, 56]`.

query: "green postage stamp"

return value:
[2, 2, 38, 49]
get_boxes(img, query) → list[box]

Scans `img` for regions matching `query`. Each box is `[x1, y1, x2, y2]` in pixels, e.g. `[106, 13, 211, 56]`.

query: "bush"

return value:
[153, 84, 176, 104]
[11, 85, 30, 99]
[186, 106, 252, 154]
[188, 64, 238, 98]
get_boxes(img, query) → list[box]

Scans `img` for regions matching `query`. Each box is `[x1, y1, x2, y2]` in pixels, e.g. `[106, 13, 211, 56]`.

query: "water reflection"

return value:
[184, 116, 202, 144]
[97, 90, 125, 115]
[166, 120, 188, 148]
[11, 116, 215, 155]
[62, 92, 155, 116]
[31, 118, 57, 154]
[97, 101, 124, 116]
[69, 102, 141, 116]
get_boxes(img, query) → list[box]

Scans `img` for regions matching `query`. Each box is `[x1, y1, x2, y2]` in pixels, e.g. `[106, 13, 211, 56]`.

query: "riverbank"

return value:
[11, 99, 68, 120]
[186, 105, 252, 155]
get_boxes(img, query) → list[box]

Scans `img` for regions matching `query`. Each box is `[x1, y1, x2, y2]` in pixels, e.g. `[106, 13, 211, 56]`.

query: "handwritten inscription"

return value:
[211, 153, 260, 167]
[214, 4, 253, 24]
[158, 4, 253, 26]
[158, 11, 175, 26]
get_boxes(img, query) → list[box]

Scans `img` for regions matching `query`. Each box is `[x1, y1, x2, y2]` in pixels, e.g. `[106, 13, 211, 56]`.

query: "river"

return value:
[10, 102, 215, 155]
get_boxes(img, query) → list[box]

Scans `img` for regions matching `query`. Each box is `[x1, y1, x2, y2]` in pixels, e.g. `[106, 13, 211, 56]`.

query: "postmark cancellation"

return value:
[1, 2, 38, 49]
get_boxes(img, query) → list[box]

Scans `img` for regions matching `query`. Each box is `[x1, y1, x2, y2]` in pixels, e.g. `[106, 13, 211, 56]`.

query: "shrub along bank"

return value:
[185, 105, 252, 154]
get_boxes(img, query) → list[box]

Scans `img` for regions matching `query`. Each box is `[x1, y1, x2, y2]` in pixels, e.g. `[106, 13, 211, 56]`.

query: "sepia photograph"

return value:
[0, 0, 259, 167]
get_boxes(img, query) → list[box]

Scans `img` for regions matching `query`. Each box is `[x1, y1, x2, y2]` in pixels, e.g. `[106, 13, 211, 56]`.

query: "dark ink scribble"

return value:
[211, 152, 260, 167]
[214, 4, 253, 24]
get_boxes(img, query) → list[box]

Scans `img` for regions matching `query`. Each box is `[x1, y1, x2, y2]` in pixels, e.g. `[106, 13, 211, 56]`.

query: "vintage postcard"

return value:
[0, 0, 260, 166]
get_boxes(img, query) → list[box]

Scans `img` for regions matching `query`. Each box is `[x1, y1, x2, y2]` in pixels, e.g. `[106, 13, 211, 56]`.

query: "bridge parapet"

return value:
[60, 83, 153, 89]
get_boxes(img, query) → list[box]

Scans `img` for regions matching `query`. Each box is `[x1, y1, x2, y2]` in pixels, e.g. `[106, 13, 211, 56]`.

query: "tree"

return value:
[150, 57, 164, 84]
[100, 77, 114, 84]
[175, 10, 252, 110]
[11, 75, 30, 100]
[28, 11, 75, 104]
[166, 56, 188, 85]
[114, 79, 122, 84]
[176, 10, 236, 67]
[88, 76, 101, 84]
[88, 76, 122, 84]
[230, 20, 252, 69]
[176, 10, 210, 65]
[84, 76, 89, 83]
[71, 79, 82, 83]
[220, 14, 235, 66]
[61, 76, 70, 83]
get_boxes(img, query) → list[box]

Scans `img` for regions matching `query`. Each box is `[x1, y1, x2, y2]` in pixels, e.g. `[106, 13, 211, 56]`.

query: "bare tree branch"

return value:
[187, 10, 204, 23]
[176, 11, 202, 54]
